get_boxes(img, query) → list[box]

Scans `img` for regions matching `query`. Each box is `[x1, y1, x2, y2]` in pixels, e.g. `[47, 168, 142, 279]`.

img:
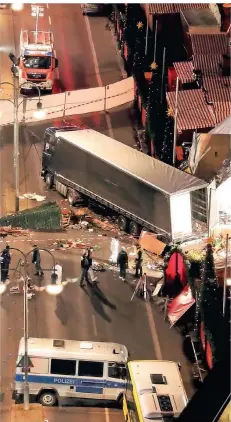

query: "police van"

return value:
[13, 337, 128, 406]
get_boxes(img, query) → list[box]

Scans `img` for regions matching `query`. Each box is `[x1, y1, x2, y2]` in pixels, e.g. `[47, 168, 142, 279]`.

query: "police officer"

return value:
[32, 245, 44, 276]
[135, 245, 143, 278]
[1, 245, 11, 282]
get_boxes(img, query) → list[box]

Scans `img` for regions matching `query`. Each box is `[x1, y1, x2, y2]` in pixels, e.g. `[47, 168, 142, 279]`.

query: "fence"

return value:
[0, 77, 134, 126]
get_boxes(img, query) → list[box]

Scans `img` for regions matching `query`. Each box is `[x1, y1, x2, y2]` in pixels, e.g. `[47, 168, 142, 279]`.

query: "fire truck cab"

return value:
[19, 30, 58, 93]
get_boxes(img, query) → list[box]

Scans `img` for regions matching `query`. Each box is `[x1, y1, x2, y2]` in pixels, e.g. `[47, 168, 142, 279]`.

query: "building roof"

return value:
[19, 338, 128, 362]
[173, 61, 194, 83]
[180, 7, 220, 29]
[192, 54, 222, 75]
[57, 129, 207, 195]
[190, 33, 228, 55]
[203, 76, 231, 123]
[209, 116, 231, 135]
[166, 89, 216, 131]
[148, 3, 208, 15]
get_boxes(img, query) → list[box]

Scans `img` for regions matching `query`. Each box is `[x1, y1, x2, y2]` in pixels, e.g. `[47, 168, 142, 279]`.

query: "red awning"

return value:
[149, 3, 208, 15]
[190, 33, 228, 56]
[166, 89, 216, 131]
[173, 61, 194, 83]
[167, 285, 195, 327]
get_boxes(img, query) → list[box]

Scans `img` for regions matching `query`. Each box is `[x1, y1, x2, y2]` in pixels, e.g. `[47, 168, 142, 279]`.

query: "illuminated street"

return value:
[0, 3, 230, 422]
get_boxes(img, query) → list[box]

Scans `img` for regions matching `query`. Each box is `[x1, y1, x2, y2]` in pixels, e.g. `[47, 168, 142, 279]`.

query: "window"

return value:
[78, 361, 104, 378]
[50, 359, 76, 376]
[30, 357, 49, 374]
[108, 363, 127, 379]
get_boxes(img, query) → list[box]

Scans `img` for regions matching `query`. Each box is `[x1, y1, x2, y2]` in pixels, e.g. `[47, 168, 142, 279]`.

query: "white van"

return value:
[13, 337, 128, 406]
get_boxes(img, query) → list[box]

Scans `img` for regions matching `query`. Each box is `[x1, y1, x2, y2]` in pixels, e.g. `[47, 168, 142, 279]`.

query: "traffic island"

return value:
[11, 403, 44, 422]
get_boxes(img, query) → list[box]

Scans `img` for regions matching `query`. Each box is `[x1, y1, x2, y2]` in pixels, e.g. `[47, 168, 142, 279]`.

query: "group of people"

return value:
[1, 239, 144, 288]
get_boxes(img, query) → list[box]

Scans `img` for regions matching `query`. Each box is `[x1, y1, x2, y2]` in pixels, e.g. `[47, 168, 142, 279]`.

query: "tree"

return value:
[160, 108, 174, 164]
[200, 244, 228, 365]
[145, 62, 165, 155]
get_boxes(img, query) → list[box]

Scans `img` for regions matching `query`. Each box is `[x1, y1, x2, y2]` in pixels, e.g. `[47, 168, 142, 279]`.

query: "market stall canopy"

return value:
[173, 61, 194, 84]
[148, 3, 208, 15]
[59, 129, 208, 196]
[209, 115, 231, 135]
[167, 89, 216, 131]
[167, 285, 195, 327]
[189, 116, 231, 181]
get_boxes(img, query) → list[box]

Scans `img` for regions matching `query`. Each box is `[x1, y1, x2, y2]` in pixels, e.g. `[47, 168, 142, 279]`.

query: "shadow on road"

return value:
[55, 295, 69, 325]
[87, 283, 116, 323]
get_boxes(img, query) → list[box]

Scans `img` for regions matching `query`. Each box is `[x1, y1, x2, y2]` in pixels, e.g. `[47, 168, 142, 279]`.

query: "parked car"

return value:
[81, 4, 104, 15]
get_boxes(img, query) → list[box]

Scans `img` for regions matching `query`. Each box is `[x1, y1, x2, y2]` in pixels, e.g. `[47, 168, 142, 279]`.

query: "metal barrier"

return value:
[0, 77, 134, 126]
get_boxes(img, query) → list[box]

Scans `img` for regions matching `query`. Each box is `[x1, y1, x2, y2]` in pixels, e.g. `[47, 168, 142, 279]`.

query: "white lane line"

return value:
[145, 301, 162, 360]
[104, 408, 110, 422]
[47, 3, 49, 8]
[48, 15, 51, 25]
[84, 16, 102, 87]
[92, 314, 97, 336]
[84, 16, 115, 138]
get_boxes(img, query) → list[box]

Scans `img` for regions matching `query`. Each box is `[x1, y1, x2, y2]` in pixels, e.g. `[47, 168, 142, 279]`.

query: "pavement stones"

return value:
[10, 403, 44, 422]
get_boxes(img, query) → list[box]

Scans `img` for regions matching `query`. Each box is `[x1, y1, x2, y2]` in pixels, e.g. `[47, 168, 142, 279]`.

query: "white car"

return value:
[81, 4, 103, 15]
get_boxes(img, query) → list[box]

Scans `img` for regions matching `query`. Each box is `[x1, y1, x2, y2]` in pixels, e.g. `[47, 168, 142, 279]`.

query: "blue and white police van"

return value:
[13, 337, 128, 406]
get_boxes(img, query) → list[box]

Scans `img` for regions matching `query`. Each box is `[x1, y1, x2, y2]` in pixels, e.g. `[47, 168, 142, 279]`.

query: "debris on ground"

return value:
[19, 193, 46, 202]
[92, 261, 106, 272]
[0, 226, 29, 237]
[53, 239, 91, 250]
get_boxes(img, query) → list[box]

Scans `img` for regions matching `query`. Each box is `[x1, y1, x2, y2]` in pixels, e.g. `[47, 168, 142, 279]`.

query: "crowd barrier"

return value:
[0, 77, 134, 126]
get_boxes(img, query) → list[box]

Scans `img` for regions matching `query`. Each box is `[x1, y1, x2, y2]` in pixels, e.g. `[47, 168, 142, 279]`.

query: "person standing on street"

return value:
[109, 235, 120, 264]
[87, 248, 98, 283]
[117, 246, 128, 282]
[80, 250, 90, 287]
[32, 245, 44, 276]
[135, 245, 143, 278]
[1, 245, 11, 282]
[51, 261, 63, 284]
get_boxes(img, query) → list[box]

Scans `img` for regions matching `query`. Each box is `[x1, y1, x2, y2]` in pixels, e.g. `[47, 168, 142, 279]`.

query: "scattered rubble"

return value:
[0, 226, 29, 237]
[19, 193, 46, 202]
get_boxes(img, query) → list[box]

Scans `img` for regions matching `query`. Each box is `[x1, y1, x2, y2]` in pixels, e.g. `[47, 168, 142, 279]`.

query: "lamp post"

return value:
[0, 70, 45, 212]
[0, 246, 61, 411]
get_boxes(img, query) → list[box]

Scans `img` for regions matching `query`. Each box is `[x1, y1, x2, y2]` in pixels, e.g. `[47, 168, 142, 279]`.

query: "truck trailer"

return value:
[41, 126, 208, 241]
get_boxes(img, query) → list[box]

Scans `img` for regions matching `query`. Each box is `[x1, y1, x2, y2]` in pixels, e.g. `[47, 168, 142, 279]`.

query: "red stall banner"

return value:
[168, 285, 195, 327]
[165, 252, 188, 287]
[206, 340, 213, 369]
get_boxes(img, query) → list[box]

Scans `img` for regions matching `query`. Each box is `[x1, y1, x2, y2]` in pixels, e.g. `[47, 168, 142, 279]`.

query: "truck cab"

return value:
[19, 30, 58, 93]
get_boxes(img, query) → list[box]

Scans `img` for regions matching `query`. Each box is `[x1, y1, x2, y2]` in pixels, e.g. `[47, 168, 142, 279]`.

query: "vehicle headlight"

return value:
[46, 79, 53, 88]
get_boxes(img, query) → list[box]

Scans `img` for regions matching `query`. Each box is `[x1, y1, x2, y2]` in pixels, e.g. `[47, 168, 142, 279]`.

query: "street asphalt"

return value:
[0, 4, 195, 422]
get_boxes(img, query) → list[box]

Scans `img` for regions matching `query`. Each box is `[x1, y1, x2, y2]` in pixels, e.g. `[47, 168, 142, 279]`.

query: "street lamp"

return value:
[0, 69, 46, 212]
[0, 247, 61, 411]
[11, 3, 24, 11]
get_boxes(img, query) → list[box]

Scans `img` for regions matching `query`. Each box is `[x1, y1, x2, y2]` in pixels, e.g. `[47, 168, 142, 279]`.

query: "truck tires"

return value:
[67, 189, 80, 206]
[117, 215, 128, 232]
[39, 390, 57, 406]
[129, 221, 140, 237]
[45, 173, 53, 189]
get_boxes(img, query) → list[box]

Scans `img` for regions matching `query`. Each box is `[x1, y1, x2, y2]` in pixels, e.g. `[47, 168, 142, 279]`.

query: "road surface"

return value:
[0, 3, 134, 217]
[0, 229, 195, 422]
[0, 5, 195, 422]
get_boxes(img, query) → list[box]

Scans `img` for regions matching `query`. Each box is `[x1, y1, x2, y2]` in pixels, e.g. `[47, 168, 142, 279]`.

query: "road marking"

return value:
[46, 3, 49, 8]
[48, 15, 51, 25]
[145, 301, 162, 360]
[105, 408, 110, 422]
[92, 313, 97, 336]
[84, 15, 115, 139]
